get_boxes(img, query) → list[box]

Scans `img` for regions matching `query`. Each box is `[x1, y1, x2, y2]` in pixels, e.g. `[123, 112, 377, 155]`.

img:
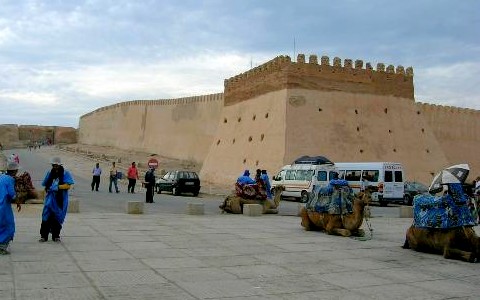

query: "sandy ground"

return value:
[56, 143, 231, 195]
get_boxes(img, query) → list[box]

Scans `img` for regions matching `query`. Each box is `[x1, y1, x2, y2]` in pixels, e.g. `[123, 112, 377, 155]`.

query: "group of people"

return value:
[91, 161, 156, 203]
[0, 157, 74, 254]
[235, 169, 272, 200]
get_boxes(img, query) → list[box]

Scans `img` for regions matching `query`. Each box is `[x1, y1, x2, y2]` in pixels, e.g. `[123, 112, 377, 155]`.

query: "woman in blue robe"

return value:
[39, 157, 74, 242]
[0, 162, 20, 254]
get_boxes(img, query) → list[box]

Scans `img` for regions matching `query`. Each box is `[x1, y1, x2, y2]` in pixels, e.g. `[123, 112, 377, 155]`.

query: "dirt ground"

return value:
[57, 143, 231, 195]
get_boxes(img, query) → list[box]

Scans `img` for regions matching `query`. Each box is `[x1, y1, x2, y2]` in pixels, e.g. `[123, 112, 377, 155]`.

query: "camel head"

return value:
[273, 185, 285, 194]
[354, 186, 376, 207]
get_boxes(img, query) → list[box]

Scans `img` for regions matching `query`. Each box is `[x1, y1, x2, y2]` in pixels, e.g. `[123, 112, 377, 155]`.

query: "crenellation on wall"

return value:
[224, 53, 415, 105]
[355, 60, 363, 69]
[386, 65, 395, 73]
[80, 93, 223, 120]
[377, 63, 385, 72]
[344, 59, 353, 69]
[333, 57, 342, 67]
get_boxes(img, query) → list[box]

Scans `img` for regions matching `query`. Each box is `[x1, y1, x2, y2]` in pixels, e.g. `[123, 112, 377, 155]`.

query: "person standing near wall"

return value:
[145, 167, 156, 203]
[0, 162, 21, 254]
[91, 162, 102, 192]
[39, 157, 74, 243]
[127, 162, 139, 193]
[109, 161, 119, 193]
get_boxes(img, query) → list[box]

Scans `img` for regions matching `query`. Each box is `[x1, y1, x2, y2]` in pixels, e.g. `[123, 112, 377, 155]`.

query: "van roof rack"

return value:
[293, 155, 334, 165]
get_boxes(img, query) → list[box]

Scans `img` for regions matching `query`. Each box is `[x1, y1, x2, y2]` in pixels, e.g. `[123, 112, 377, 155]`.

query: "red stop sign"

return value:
[147, 158, 159, 169]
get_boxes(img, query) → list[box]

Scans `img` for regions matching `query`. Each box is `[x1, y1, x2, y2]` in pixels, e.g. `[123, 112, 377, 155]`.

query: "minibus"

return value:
[335, 162, 405, 206]
[271, 158, 337, 202]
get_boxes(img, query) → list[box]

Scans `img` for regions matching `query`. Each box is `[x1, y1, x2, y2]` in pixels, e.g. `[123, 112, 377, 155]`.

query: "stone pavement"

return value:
[1, 207, 480, 300]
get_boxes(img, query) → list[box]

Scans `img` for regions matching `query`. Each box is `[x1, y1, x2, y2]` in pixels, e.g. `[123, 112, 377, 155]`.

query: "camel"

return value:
[403, 226, 480, 263]
[300, 187, 373, 237]
[219, 185, 285, 214]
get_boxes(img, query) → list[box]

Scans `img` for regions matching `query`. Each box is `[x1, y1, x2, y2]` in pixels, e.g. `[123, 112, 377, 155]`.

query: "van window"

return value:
[337, 170, 346, 179]
[317, 171, 327, 181]
[296, 170, 313, 181]
[345, 170, 361, 181]
[285, 170, 296, 180]
[394, 171, 403, 182]
[362, 170, 379, 182]
[385, 171, 393, 182]
[329, 171, 337, 180]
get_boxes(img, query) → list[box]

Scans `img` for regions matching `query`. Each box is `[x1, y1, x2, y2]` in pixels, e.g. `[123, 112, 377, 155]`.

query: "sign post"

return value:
[147, 158, 159, 169]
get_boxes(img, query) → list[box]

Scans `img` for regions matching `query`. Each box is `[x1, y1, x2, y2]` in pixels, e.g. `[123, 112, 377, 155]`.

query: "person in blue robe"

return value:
[237, 170, 255, 185]
[261, 170, 272, 199]
[39, 157, 74, 243]
[0, 162, 21, 254]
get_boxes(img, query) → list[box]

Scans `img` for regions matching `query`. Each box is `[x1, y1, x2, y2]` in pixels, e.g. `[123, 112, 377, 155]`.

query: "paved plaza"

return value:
[1, 205, 479, 300]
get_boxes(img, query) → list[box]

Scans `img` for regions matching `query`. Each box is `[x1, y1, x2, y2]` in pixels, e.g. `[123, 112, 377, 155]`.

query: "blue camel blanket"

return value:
[306, 180, 354, 215]
[413, 183, 475, 229]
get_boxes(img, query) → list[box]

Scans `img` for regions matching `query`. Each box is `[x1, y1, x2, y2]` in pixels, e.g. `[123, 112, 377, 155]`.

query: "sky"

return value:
[0, 0, 478, 128]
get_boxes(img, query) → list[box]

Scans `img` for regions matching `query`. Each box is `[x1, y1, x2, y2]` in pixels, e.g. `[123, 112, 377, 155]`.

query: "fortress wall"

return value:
[419, 103, 480, 180]
[0, 124, 19, 148]
[284, 89, 450, 185]
[199, 90, 288, 188]
[79, 93, 224, 164]
[54, 127, 77, 144]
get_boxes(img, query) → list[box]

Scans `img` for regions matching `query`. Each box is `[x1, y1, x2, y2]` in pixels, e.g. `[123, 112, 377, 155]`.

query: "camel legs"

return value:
[300, 208, 313, 231]
[328, 228, 352, 237]
[443, 247, 477, 263]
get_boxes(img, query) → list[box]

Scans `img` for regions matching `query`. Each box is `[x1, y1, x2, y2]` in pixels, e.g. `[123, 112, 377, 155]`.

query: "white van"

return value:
[335, 162, 405, 206]
[271, 158, 337, 202]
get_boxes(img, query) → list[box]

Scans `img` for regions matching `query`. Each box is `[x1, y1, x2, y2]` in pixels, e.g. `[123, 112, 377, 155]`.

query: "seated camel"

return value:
[403, 226, 480, 263]
[300, 187, 373, 237]
[403, 183, 479, 262]
[219, 185, 285, 214]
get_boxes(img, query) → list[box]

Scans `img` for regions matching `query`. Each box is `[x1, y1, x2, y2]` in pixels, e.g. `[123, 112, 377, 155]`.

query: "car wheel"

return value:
[193, 190, 199, 197]
[172, 186, 180, 196]
[403, 194, 412, 206]
[300, 191, 309, 203]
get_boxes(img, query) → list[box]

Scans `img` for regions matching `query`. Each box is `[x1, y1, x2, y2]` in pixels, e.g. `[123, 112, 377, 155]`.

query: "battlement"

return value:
[416, 102, 480, 115]
[224, 54, 414, 106]
[80, 93, 223, 119]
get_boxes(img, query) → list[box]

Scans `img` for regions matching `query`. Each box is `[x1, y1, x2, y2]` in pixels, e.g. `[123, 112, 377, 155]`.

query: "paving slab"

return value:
[1, 210, 479, 299]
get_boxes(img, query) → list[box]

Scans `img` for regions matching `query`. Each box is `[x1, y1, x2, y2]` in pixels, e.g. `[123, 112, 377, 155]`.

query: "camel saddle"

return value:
[306, 180, 354, 215]
[413, 183, 475, 229]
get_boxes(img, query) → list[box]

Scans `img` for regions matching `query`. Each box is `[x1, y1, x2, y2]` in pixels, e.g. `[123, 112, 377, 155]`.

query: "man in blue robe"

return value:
[261, 170, 272, 199]
[237, 170, 255, 185]
[0, 162, 21, 254]
[39, 157, 74, 243]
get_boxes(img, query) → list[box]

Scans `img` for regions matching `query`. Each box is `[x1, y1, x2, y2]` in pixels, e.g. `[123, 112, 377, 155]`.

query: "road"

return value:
[5, 147, 401, 218]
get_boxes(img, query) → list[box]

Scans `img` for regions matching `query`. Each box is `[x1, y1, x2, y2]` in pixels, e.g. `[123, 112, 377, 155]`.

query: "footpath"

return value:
[1, 208, 480, 299]
[1, 147, 480, 299]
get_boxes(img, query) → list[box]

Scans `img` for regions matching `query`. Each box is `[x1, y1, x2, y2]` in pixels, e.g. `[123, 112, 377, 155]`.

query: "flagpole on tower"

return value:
[293, 37, 296, 60]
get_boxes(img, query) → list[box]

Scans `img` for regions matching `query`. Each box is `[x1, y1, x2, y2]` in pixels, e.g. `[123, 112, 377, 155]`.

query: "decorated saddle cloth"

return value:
[306, 179, 354, 215]
[235, 182, 266, 200]
[413, 183, 475, 229]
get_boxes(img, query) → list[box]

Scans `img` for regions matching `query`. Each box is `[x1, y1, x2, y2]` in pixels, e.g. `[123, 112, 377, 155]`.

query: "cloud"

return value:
[0, 0, 478, 127]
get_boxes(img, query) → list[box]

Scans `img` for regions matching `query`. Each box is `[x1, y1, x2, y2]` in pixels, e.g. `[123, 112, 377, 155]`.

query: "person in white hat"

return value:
[0, 162, 21, 254]
[39, 157, 74, 243]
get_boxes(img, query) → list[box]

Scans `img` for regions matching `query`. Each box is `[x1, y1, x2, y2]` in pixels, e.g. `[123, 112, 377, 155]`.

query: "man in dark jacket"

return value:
[145, 167, 156, 203]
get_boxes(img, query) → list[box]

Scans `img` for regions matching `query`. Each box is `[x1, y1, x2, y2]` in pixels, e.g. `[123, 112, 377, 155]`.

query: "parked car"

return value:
[155, 170, 200, 196]
[403, 181, 429, 205]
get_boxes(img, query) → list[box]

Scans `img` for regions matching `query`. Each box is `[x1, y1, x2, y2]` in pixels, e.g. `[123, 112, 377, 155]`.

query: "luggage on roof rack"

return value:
[293, 156, 333, 165]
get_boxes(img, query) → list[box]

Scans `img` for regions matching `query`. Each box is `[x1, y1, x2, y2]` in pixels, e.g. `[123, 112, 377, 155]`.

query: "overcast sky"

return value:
[0, 0, 478, 128]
